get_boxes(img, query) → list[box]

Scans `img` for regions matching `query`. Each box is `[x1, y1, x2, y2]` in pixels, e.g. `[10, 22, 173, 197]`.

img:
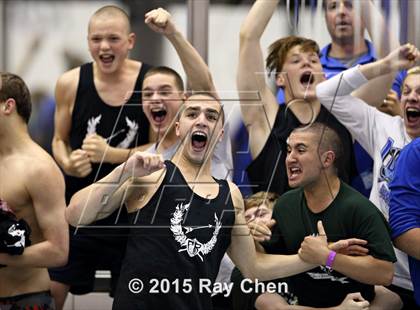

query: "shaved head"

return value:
[89, 5, 131, 34]
[291, 122, 343, 172]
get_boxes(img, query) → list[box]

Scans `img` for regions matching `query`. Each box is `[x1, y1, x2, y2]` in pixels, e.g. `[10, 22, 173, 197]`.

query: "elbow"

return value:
[381, 267, 394, 286]
[50, 241, 69, 268]
[240, 267, 258, 283]
[239, 30, 258, 46]
[373, 263, 394, 286]
[65, 203, 88, 226]
[65, 206, 77, 227]
[54, 250, 68, 268]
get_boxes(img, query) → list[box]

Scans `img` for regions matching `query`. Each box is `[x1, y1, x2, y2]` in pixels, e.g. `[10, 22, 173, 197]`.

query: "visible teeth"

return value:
[194, 132, 206, 137]
[407, 108, 419, 112]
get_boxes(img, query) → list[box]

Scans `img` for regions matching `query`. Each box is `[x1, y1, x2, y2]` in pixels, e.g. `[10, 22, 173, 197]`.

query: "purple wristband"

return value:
[326, 250, 337, 269]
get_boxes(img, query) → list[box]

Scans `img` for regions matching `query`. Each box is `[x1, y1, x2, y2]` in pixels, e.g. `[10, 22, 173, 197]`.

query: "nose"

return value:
[286, 150, 296, 165]
[150, 91, 163, 103]
[301, 57, 312, 68]
[194, 111, 209, 128]
[100, 39, 110, 50]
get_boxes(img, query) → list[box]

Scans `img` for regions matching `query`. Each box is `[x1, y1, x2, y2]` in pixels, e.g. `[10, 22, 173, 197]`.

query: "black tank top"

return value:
[65, 62, 151, 232]
[65, 62, 151, 202]
[113, 161, 235, 310]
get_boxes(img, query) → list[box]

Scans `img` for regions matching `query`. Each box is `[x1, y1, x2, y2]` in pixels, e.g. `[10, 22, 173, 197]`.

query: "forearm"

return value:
[166, 30, 215, 93]
[52, 137, 72, 172]
[239, 0, 279, 41]
[105, 146, 132, 164]
[0, 241, 68, 268]
[358, 59, 395, 82]
[332, 254, 394, 285]
[253, 253, 315, 281]
[66, 163, 130, 226]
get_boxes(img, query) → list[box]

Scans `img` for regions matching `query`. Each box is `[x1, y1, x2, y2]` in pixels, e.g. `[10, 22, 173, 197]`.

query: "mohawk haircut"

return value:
[292, 122, 343, 172]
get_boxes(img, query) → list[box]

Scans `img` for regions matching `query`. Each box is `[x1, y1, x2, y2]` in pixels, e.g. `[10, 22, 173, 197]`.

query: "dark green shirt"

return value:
[264, 182, 396, 307]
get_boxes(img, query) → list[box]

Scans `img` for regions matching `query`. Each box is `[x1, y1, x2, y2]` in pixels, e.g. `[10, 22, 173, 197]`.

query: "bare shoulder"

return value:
[55, 67, 80, 105]
[227, 181, 244, 209]
[56, 67, 79, 90]
[24, 145, 64, 187]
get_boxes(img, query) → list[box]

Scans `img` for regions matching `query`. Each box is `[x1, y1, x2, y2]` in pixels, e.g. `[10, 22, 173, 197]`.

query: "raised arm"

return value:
[351, 0, 400, 106]
[145, 8, 216, 94]
[0, 160, 68, 268]
[52, 69, 92, 177]
[65, 152, 165, 226]
[237, 0, 280, 159]
[227, 182, 315, 281]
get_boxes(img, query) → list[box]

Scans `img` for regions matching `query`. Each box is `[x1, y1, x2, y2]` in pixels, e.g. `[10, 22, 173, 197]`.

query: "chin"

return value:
[288, 180, 301, 188]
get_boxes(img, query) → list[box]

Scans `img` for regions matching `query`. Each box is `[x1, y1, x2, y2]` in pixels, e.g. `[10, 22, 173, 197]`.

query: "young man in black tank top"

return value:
[50, 5, 151, 309]
[65, 94, 330, 309]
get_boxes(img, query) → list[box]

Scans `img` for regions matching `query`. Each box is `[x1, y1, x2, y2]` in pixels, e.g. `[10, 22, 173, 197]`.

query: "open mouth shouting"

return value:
[191, 131, 208, 152]
[288, 165, 302, 182]
[151, 108, 167, 124]
[99, 54, 115, 65]
[406, 107, 420, 126]
[300, 71, 315, 88]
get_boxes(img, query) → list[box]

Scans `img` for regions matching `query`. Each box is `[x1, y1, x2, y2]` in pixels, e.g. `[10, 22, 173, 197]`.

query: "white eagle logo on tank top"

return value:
[170, 202, 222, 261]
[86, 114, 138, 148]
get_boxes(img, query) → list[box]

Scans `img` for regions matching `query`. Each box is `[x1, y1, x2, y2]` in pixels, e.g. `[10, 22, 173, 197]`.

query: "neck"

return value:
[287, 99, 321, 124]
[93, 60, 128, 82]
[329, 38, 367, 59]
[155, 126, 179, 152]
[304, 174, 340, 213]
[171, 148, 213, 183]
[0, 122, 31, 156]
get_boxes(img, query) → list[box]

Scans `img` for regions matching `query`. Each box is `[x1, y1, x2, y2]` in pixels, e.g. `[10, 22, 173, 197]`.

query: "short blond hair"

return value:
[89, 5, 131, 33]
[402, 66, 420, 92]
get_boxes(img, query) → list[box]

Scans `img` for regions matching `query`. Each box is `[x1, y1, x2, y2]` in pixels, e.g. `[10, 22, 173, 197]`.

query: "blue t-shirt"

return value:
[389, 138, 420, 306]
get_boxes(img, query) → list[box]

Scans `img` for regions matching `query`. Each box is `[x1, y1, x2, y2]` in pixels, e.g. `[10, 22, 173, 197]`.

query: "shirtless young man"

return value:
[0, 72, 68, 309]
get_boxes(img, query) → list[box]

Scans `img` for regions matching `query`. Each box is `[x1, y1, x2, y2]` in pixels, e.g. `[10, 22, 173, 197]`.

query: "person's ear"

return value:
[175, 121, 180, 137]
[321, 150, 335, 169]
[1, 98, 16, 114]
[276, 72, 286, 88]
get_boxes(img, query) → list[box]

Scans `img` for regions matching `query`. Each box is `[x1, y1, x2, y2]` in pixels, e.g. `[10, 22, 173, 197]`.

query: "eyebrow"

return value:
[287, 142, 308, 148]
[184, 106, 201, 113]
[142, 84, 173, 91]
